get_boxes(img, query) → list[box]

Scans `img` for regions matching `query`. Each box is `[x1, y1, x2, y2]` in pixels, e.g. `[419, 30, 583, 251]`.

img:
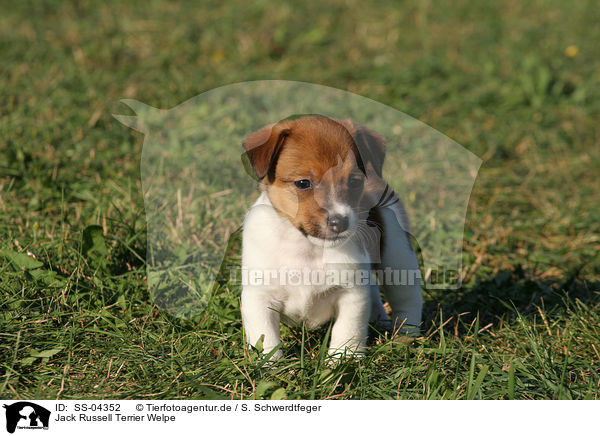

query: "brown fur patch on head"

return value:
[242, 121, 294, 182]
[243, 116, 385, 240]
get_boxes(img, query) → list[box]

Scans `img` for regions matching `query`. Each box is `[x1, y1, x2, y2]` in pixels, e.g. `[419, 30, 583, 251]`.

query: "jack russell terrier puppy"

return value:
[241, 116, 422, 359]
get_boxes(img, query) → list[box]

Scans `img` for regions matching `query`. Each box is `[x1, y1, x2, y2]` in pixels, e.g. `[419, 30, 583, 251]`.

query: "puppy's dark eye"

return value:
[294, 179, 312, 190]
[348, 177, 364, 189]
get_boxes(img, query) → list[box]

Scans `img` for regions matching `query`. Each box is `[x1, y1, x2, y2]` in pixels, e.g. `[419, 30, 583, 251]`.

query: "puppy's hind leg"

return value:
[376, 206, 423, 335]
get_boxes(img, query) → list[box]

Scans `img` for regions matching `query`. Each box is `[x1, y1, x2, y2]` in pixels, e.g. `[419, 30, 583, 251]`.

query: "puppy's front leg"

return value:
[328, 288, 370, 358]
[241, 289, 283, 359]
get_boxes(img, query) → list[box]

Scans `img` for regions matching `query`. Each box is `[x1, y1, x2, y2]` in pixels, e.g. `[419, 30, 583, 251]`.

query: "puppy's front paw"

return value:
[256, 350, 284, 368]
[326, 344, 366, 366]
[265, 348, 284, 361]
[248, 335, 284, 363]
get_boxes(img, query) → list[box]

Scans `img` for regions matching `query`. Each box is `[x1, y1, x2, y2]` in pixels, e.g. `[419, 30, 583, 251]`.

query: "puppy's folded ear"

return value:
[336, 119, 386, 177]
[242, 122, 292, 182]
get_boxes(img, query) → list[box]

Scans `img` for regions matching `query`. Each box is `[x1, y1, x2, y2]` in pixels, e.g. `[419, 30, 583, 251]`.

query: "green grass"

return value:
[1, 0, 599, 400]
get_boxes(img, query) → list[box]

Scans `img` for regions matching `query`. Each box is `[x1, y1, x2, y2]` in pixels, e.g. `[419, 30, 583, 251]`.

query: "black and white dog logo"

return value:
[3, 402, 50, 434]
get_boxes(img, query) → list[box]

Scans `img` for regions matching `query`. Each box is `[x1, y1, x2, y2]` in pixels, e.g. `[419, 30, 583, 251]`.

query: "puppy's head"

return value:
[242, 116, 385, 246]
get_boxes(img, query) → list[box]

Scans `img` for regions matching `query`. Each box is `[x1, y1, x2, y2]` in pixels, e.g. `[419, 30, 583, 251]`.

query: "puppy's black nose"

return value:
[328, 214, 349, 233]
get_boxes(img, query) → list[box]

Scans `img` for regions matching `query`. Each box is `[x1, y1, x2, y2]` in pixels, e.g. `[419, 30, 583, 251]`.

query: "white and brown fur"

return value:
[241, 116, 422, 359]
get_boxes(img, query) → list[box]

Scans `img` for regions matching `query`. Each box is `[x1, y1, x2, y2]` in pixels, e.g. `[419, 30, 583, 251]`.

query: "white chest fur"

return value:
[242, 193, 370, 323]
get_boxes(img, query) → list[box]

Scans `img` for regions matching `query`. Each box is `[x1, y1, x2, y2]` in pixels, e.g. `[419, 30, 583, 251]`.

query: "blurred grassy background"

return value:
[1, 0, 598, 399]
